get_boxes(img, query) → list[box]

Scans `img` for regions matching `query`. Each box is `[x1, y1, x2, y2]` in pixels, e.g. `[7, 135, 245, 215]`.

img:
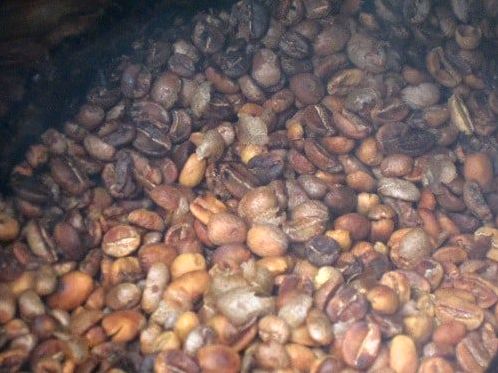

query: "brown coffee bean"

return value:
[128, 209, 165, 231]
[207, 212, 247, 246]
[304, 138, 342, 172]
[367, 285, 399, 315]
[380, 154, 414, 177]
[252, 48, 282, 88]
[105, 283, 141, 310]
[324, 185, 357, 214]
[247, 224, 288, 257]
[102, 225, 141, 257]
[342, 321, 381, 369]
[138, 243, 177, 272]
[154, 350, 200, 373]
[389, 335, 418, 373]
[289, 73, 325, 105]
[464, 152, 493, 191]
[456, 332, 491, 372]
[390, 228, 432, 269]
[258, 315, 291, 344]
[102, 310, 145, 343]
[83, 134, 116, 161]
[47, 271, 94, 311]
[304, 235, 340, 266]
[418, 357, 454, 373]
[435, 292, 484, 330]
[452, 273, 498, 309]
[306, 309, 333, 345]
[326, 286, 367, 323]
[151, 71, 181, 110]
[334, 213, 370, 241]
[433, 321, 467, 346]
[380, 271, 411, 304]
[179, 153, 207, 188]
[197, 345, 240, 373]
[53, 222, 84, 261]
[0, 213, 20, 243]
[284, 200, 329, 242]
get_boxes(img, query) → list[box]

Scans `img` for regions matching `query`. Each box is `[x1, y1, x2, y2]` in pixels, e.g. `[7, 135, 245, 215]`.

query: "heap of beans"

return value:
[1, 0, 498, 372]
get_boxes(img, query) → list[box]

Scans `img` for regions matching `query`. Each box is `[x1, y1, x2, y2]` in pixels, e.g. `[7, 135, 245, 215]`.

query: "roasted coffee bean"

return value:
[121, 64, 152, 99]
[326, 286, 368, 323]
[192, 20, 225, 55]
[289, 73, 325, 105]
[168, 53, 196, 77]
[304, 235, 340, 266]
[376, 123, 436, 157]
[5, 1, 498, 372]
[279, 30, 311, 59]
[247, 153, 284, 184]
[214, 50, 250, 78]
[342, 321, 381, 369]
[231, 0, 270, 40]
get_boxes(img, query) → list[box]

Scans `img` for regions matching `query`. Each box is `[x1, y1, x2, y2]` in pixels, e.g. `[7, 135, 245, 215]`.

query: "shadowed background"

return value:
[0, 0, 236, 191]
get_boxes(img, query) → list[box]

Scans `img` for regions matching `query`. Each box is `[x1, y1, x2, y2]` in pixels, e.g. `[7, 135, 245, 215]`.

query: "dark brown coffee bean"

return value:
[129, 100, 170, 128]
[297, 175, 327, 199]
[150, 71, 181, 110]
[231, 0, 270, 40]
[54, 222, 85, 261]
[279, 30, 311, 59]
[304, 235, 340, 266]
[168, 53, 196, 77]
[463, 181, 492, 221]
[280, 55, 313, 76]
[155, 350, 200, 373]
[102, 123, 136, 148]
[192, 21, 225, 55]
[273, 0, 305, 25]
[169, 109, 192, 144]
[219, 162, 260, 199]
[334, 213, 370, 241]
[289, 73, 325, 105]
[326, 286, 368, 323]
[287, 148, 316, 175]
[214, 50, 250, 78]
[247, 153, 284, 184]
[145, 40, 171, 71]
[324, 185, 357, 215]
[314, 24, 350, 56]
[302, 104, 336, 137]
[0, 246, 25, 282]
[121, 64, 151, 99]
[11, 174, 51, 203]
[133, 122, 172, 157]
[377, 122, 436, 157]
[303, 138, 342, 173]
[50, 157, 90, 196]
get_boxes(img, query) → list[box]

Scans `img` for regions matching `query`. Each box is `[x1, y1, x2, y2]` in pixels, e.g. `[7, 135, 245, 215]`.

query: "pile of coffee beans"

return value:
[1, 0, 498, 372]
